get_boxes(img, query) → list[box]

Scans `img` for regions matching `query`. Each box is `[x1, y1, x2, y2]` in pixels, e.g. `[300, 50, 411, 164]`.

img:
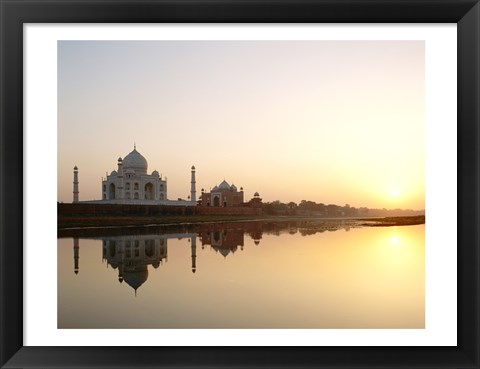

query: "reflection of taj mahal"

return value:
[69, 226, 263, 295]
[99, 233, 197, 294]
[101, 235, 170, 294]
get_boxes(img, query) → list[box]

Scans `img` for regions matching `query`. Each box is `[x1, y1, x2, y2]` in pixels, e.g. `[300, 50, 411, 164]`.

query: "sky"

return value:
[57, 40, 424, 210]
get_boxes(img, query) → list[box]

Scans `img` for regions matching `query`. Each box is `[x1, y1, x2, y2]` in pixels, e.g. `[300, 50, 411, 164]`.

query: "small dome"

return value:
[191, 165, 195, 170]
[230, 184, 237, 191]
[212, 186, 219, 191]
[110, 170, 117, 176]
[218, 180, 230, 190]
[152, 170, 159, 176]
[122, 148, 148, 174]
[118, 157, 123, 162]
[73, 165, 78, 170]
[254, 192, 260, 197]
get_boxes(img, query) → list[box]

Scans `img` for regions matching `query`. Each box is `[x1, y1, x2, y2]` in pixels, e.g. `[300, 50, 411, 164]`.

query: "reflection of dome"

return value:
[123, 265, 148, 293]
[123, 148, 148, 173]
[212, 246, 236, 258]
[218, 248, 231, 257]
[218, 180, 230, 190]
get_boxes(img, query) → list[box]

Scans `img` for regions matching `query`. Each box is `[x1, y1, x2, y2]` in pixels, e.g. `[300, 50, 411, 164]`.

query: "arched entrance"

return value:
[213, 196, 220, 207]
[144, 183, 154, 200]
[145, 240, 155, 257]
[109, 183, 116, 199]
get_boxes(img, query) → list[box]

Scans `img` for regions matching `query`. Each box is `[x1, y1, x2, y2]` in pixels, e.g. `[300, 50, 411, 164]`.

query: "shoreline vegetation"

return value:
[358, 215, 425, 227]
[58, 214, 425, 230]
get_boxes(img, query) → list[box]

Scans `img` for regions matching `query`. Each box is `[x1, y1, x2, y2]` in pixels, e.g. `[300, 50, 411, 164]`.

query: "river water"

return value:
[58, 220, 424, 328]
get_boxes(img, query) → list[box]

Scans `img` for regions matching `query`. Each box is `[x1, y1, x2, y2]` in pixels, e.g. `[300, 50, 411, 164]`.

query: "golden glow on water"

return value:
[58, 224, 424, 328]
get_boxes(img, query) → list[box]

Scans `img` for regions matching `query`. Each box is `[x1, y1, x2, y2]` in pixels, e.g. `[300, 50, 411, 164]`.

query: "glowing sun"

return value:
[389, 188, 401, 198]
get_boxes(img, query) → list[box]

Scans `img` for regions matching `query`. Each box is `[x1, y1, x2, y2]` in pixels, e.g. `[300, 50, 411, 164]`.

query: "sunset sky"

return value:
[57, 40, 424, 209]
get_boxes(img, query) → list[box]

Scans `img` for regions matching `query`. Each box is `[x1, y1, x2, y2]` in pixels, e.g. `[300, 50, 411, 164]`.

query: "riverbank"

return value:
[358, 215, 425, 227]
[58, 213, 425, 230]
[58, 214, 266, 229]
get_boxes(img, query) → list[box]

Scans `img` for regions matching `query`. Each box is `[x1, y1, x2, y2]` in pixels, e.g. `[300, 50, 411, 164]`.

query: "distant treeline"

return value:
[262, 200, 424, 217]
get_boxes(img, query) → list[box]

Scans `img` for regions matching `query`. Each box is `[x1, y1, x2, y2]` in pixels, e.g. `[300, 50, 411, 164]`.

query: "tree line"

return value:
[262, 200, 424, 217]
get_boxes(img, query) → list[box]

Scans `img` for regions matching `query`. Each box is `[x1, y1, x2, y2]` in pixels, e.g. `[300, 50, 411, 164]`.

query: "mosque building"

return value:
[200, 180, 243, 207]
[200, 180, 262, 209]
[72, 145, 196, 206]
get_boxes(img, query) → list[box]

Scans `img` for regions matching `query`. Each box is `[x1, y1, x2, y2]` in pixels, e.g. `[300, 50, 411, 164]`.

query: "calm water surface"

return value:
[58, 221, 424, 328]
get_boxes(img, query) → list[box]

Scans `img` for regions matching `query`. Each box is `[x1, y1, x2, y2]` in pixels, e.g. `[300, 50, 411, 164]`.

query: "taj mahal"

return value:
[73, 145, 196, 206]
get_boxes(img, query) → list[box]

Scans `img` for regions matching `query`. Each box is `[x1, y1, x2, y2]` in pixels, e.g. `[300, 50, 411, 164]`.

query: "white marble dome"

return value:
[122, 148, 148, 173]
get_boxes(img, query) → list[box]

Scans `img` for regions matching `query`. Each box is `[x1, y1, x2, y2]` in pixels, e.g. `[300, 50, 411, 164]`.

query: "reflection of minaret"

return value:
[118, 241, 124, 284]
[190, 166, 196, 204]
[73, 238, 79, 275]
[191, 236, 197, 273]
[73, 166, 79, 203]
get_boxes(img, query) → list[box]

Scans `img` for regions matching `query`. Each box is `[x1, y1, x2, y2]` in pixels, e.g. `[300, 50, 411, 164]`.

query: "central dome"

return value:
[122, 148, 148, 174]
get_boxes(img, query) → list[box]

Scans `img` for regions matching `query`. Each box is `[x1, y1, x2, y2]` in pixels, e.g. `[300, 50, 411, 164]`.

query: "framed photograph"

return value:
[1, 1, 479, 368]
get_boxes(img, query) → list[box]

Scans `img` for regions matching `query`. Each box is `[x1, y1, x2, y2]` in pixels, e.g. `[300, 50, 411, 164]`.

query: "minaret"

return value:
[73, 166, 79, 203]
[190, 165, 196, 204]
[73, 238, 79, 275]
[191, 235, 197, 273]
[117, 157, 124, 200]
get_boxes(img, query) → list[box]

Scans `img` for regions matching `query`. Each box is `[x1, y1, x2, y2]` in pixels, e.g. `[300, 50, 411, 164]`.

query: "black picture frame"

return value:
[1, 1, 479, 368]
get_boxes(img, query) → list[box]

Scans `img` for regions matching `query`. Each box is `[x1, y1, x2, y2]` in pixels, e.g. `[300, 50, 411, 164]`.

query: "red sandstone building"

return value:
[199, 180, 262, 210]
